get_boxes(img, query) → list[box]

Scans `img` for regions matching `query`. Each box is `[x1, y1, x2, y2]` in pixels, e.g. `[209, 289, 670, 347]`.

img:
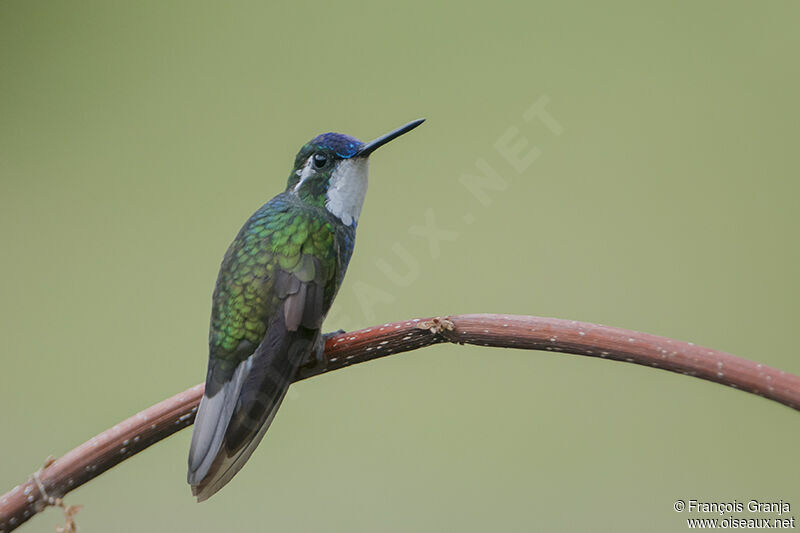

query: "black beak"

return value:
[356, 118, 425, 157]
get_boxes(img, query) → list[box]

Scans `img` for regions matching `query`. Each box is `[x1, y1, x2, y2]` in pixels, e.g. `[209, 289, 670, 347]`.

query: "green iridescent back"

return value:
[208, 192, 353, 366]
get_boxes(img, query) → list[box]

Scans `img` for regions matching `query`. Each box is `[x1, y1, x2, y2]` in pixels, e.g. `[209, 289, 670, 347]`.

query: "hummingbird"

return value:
[187, 118, 425, 501]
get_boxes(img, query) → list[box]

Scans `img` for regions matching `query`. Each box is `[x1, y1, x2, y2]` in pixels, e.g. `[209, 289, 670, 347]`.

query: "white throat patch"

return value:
[326, 158, 369, 226]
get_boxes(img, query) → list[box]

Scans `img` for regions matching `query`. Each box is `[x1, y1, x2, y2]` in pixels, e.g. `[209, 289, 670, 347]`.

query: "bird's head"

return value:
[286, 118, 424, 226]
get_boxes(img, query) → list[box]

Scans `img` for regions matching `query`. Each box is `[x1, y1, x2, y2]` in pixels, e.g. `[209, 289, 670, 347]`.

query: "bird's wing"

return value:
[188, 203, 336, 501]
[187, 254, 327, 501]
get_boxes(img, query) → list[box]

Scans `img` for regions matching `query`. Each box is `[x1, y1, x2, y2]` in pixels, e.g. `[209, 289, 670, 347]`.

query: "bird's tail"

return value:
[187, 327, 315, 502]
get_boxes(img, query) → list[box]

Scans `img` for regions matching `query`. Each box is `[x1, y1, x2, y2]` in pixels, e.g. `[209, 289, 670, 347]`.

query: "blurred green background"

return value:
[2, 1, 798, 531]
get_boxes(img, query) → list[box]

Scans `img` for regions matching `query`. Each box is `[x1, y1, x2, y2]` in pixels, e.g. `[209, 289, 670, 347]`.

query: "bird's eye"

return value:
[313, 154, 327, 169]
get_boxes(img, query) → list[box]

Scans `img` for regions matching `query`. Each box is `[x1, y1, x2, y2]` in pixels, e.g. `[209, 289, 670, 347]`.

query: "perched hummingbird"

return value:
[187, 118, 425, 501]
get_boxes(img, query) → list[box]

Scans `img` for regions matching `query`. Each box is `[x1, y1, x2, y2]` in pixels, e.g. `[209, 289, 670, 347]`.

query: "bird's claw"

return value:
[302, 330, 346, 371]
[322, 329, 346, 341]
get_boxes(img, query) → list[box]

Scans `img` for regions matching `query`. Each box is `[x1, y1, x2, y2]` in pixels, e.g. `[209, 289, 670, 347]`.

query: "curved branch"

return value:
[1, 313, 798, 531]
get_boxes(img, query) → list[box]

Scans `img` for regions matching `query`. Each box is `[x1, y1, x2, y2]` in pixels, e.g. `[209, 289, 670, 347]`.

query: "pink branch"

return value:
[2, 314, 798, 532]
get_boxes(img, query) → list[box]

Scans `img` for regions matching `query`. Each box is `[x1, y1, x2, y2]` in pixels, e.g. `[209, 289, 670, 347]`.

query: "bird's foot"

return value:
[302, 329, 346, 371]
[322, 329, 346, 341]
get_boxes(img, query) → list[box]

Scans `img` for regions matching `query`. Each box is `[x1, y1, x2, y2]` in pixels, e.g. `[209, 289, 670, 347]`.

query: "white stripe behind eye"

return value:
[293, 156, 316, 192]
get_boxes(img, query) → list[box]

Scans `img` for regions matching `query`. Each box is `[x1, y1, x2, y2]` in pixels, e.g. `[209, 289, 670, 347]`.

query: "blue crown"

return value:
[311, 132, 363, 159]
